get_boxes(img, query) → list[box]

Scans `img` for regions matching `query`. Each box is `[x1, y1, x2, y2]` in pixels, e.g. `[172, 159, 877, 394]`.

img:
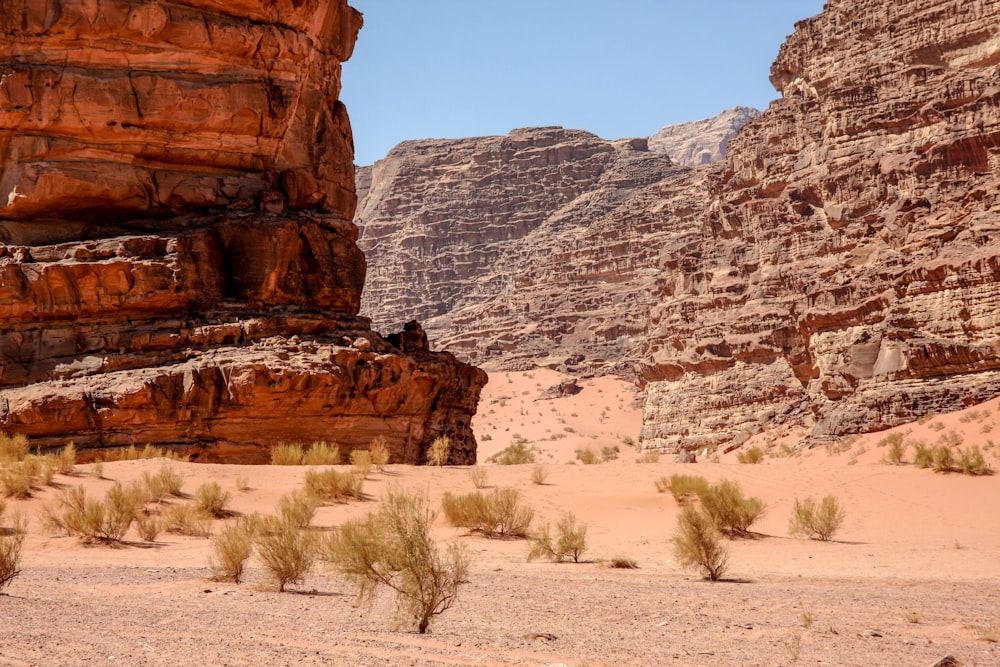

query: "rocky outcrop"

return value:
[356, 128, 707, 376]
[648, 106, 760, 167]
[638, 0, 1000, 451]
[0, 0, 486, 463]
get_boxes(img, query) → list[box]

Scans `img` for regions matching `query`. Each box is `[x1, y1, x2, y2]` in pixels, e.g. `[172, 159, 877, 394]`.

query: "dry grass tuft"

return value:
[254, 515, 319, 592]
[302, 441, 341, 466]
[530, 465, 548, 486]
[527, 512, 587, 563]
[426, 436, 451, 466]
[699, 480, 766, 536]
[304, 468, 363, 503]
[210, 516, 256, 583]
[350, 450, 373, 479]
[789, 495, 846, 541]
[468, 466, 489, 489]
[278, 490, 319, 529]
[270, 443, 305, 466]
[42, 482, 142, 543]
[370, 437, 390, 471]
[161, 503, 212, 537]
[485, 437, 537, 465]
[441, 488, 534, 538]
[737, 446, 764, 464]
[194, 482, 231, 518]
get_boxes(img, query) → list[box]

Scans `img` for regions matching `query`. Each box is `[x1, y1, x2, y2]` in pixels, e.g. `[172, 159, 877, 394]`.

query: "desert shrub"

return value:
[737, 446, 764, 464]
[210, 517, 256, 583]
[0, 509, 26, 591]
[957, 445, 992, 476]
[37, 456, 57, 486]
[426, 436, 451, 466]
[884, 437, 907, 465]
[441, 488, 533, 538]
[663, 474, 709, 504]
[102, 444, 185, 462]
[0, 461, 35, 498]
[270, 443, 305, 466]
[301, 441, 341, 466]
[468, 466, 489, 489]
[530, 465, 548, 485]
[601, 446, 620, 462]
[141, 465, 184, 502]
[608, 557, 638, 569]
[235, 474, 251, 491]
[672, 506, 728, 581]
[255, 515, 319, 592]
[527, 512, 587, 563]
[326, 487, 469, 633]
[789, 495, 846, 541]
[639, 451, 661, 464]
[278, 489, 319, 529]
[698, 480, 766, 536]
[134, 512, 162, 542]
[161, 503, 212, 537]
[0, 433, 29, 464]
[486, 437, 537, 465]
[622, 436, 636, 447]
[101, 482, 143, 541]
[350, 450, 373, 479]
[304, 467, 363, 503]
[90, 460, 104, 479]
[913, 441, 933, 468]
[56, 443, 77, 475]
[931, 445, 955, 473]
[370, 437, 390, 471]
[43, 483, 141, 542]
[575, 448, 598, 465]
[194, 482, 231, 518]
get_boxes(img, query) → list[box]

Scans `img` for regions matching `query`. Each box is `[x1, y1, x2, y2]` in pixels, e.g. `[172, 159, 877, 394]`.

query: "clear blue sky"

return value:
[342, 1, 827, 165]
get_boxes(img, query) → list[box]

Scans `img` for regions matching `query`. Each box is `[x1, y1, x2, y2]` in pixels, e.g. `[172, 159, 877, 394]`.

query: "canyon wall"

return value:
[648, 106, 760, 168]
[0, 0, 486, 463]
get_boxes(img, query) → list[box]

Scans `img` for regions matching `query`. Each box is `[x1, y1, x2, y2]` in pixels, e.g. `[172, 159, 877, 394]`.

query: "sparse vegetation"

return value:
[194, 481, 231, 518]
[210, 516, 256, 583]
[575, 447, 598, 465]
[370, 437, 390, 471]
[0, 433, 29, 464]
[301, 441, 341, 466]
[134, 512, 162, 542]
[0, 505, 26, 592]
[100, 444, 187, 462]
[974, 621, 1000, 643]
[57, 442, 77, 475]
[142, 464, 184, 502]
[42, 482, 142, 543]
[600, 446, 620, 462]
[608, 557, 638, 569]
[530, 465, 548, 485]
[426, 436, 451, 466]
[883, 436, 907, 465]
[931, 444, 955, 473]
[698, 480, 766, 536]
[350, 449, 373, 479]
[913, 441, 933, 468]
[672, 505, 728, 581]
[527, 512, 587, 563]
[789, 495, 846, 541]
[441, 488, 534, 538]
[160, 503, 212, 537]
[0, 462, 35, 499]
[957, 445, 991, 475]
[255, 515, 319, 592]
[639, 451, 660, 464]
[270, 443, 305, 466]
[468, 466, 489, 489]
[737, 446, 764, 464]
[485, 437, 537, 465]
[304, 467, 363, 503]
[659, 473, 710, 505]
[327, 487, 469, 634]
[278, 489, 319, 529]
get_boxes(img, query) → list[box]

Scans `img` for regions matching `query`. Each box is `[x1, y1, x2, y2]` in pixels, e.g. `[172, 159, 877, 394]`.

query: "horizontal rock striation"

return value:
[638, 0, 1000, 451]
[0, 0, 486, 463]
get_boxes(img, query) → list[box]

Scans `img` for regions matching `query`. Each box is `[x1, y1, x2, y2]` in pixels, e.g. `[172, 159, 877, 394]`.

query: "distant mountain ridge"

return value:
[648, 106, 761, 167]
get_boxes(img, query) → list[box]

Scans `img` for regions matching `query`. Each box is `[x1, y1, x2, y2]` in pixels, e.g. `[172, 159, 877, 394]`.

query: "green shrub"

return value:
[884, 437, 907, 465]
[931, 445, 955, 473]
[326, 488, 469, 634]
[662, 474, 709, 504]
[255, 516, 319, 592]
[737, 446, 764, 464]
[441, 488, 533, 538]
[789, 495, 846, 541]
[672, 506, 728, 581]
[913, 441, 933, 468]
[527, 513, 587, 563]
[956, 445, 991, 475]
[485, 439, 537, 465]
[698, 480, 766, 536]
[426, 436, 451, 466]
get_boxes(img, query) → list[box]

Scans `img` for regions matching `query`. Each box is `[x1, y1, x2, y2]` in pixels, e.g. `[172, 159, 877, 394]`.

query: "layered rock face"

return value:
[638, 0, 1000, 451]
[648, 106, 760, 168]
[356, 128, 707, 376]
[0, 0, 486, 463]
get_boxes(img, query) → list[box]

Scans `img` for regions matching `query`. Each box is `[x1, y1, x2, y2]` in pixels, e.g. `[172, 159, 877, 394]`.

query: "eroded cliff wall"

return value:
[0, 0, 486, 463]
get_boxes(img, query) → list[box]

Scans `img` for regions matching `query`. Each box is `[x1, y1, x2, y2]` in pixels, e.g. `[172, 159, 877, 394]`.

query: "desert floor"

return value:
[2, 369, 1000, 666]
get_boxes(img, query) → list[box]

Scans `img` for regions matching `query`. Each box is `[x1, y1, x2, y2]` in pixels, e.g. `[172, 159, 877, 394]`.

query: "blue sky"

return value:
[342, 1, 827, 165]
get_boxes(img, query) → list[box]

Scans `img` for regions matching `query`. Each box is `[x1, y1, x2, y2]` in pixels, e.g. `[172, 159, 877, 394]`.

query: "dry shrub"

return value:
[101, 444, 186, 462]
[350, 450, 373, 479]
[913, 441, 933, 468]
[789, 495, 846, 541]
[326, 487, 469, 633]
[235, 474, 251, 491]
[210, 516, 256, 583]
[575, 448, 598, 465]
[302, 441, 341, 466]
[37, 456, 57, 486]
[161, 503, 212, 537]
[468, 466, 489, 489]
[304, 468, 363, 503]
[931, 445, 955, 473]
[194, 481, 231, 518]
[254, 515, 319, 592]
[883, 437, 907, 465]
[699, 479, 766, 536]
[441, 487, 533, 538]
[42, 483, 141, 542]
[0, 461, 35, 499]
[639, 451, 660, 464]
[270, 443, 305, 466]
[527, 512, 587, 563]
[0, 433, 29, 464]
[426, 436, 450, 466]
[737, 446, 764, 464]
[134, 512, 162, 542]
[370, 437, 390, 471]
[672, 506, 728, 581]
[142, 465, 184, 502]
[0, 508, 26, 591]
[57, 443, 77, 475]
[957, 446, 991, 476]
[530, 465, 548, 486]
[486, 437, 537, 465]
[662, 473, 709, 504]
[608, 557, 638, 569]
[601, 446, 620, 462]
[278, 490, 319, 529]
[90, 460, 104, 479]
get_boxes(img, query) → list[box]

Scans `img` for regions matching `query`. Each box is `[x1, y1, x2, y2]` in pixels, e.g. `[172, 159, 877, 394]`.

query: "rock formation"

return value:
[0, 0, 486, 463]
[638, 0, 1000, 451]
[648, 106, 760, 167]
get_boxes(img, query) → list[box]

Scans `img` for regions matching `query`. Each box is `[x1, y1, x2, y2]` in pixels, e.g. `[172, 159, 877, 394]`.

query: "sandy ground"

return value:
[2, 370, 1000, 666]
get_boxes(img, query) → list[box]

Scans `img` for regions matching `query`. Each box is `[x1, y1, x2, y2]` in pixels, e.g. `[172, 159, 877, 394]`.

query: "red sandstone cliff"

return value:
[0, 0, 486, 463]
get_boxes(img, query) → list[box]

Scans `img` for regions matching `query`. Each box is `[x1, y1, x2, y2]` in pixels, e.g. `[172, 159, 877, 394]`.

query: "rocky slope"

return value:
[638, 0, 1000, 451]
[648, 106, 760, 167]
[0, 0, 486, 464]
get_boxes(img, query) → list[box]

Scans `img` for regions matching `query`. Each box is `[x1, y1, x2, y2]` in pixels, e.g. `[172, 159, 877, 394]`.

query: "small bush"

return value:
[90, 460, 104, 479]
[789, 495, 846, 541]
[931, 445, 955, 473]
[36, 456, 57, 487]
[210, 517, 256, 583]
[255, 515, 319, 592]
[44, 483, 141, 543]
[135, 512, 162, 542]
[699, 480, 766, 536]
[639, 451, 660, 464]
[0, 509, 26, 591]
[270, 443, 305, 466]
[350, 450, 373, 479]
[327, 488, 469, 634]
[530, 465, 548, 485]
[370, 437, 390, 471]
[957, 445, 991, 476]
[884, 437, 907, 465]
[527, 513, 587, 563]
[575, 448, 598, 465]
[57, 443, 77, 475]
[737, 446, 764, 464]
[0, 433, 29, 464]
[426, 436, 451, 466]
[235, 474, 251, 491]
[194, 482, 231, 518]
[0, 462, 35, 498]
[161, 503, 212, 537]
[672, 506, 728, 581]
[278, 490, 319, 529]
[663, 474, 709, 504]
[468, 466, 489, 489]
[304, 468, 363, 503]
[441, 488, 534, 538]
[302, 441, 341, 466]
[142, 465, 184, 502]
[601, 446, 620, 462]
[608, 557, 638, 569]
[485, 437, 537, 465]
[913, 441, 933, 468]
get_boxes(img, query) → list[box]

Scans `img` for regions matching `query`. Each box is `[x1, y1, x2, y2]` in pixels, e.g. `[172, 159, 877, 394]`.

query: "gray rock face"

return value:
[648, 107, 760, 167]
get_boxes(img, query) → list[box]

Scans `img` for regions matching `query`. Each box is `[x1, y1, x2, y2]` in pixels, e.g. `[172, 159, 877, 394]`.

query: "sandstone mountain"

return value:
[0, 0, 486, 464]
[648, 106, 760, 167]
[357, 0, 1000, 453]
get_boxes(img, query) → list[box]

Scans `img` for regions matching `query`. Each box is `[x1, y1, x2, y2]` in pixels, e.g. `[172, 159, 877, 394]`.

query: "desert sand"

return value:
[2, 370, 999, 666]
